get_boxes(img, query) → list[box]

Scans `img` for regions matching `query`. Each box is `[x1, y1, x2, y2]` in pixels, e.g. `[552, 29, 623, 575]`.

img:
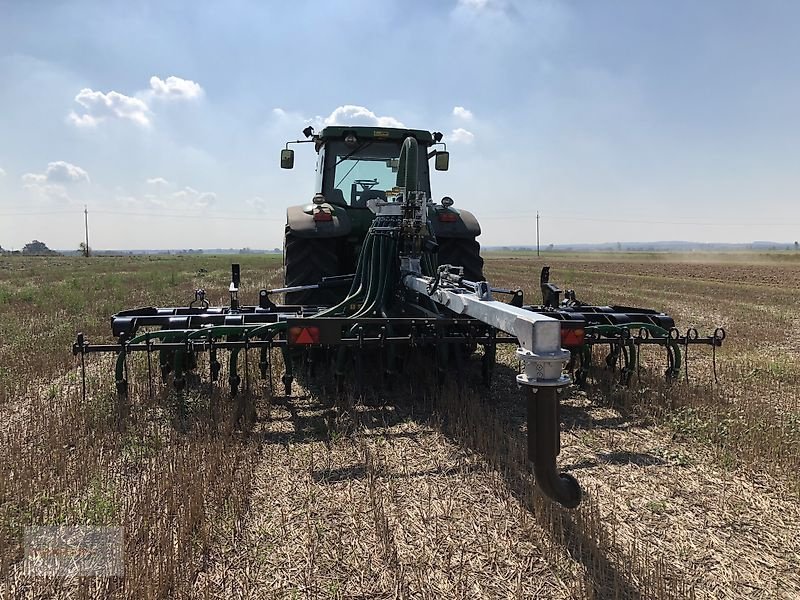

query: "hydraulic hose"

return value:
[313, 231, 376, 318]
[357, 233, 382, 316]
[355, 234, 391, 318]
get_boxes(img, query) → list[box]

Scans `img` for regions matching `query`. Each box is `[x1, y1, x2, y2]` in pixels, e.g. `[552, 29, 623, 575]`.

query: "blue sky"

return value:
[0, 0, 798, 250]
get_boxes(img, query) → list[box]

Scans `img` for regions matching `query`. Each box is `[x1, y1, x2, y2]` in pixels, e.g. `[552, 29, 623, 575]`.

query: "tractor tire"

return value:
[437, 237, 484, 282]
[283, 232, 343, 306]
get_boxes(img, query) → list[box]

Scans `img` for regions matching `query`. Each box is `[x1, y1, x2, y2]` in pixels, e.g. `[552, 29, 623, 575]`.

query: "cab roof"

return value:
[319, 126, 434, 144]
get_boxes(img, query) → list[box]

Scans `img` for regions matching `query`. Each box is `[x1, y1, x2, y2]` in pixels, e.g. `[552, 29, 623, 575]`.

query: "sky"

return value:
[1, 0, 799, 250]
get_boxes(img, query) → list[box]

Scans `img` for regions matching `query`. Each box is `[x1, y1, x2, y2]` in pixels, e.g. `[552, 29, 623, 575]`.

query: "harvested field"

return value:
[1, 251, 799, 599]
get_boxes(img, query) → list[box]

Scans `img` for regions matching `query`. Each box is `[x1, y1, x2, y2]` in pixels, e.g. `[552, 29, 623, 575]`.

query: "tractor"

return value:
[72, 124, 726, 509]
[280, 126, 483, 305]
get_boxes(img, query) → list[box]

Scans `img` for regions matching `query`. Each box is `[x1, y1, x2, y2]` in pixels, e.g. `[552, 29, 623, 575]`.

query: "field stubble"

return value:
[0, 252, 798, 598]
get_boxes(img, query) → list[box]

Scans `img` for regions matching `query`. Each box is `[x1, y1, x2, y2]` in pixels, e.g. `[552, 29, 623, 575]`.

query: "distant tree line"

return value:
[0, 240, 60, 255]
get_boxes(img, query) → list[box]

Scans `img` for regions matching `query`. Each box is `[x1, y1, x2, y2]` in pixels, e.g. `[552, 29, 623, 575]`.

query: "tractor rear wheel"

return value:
[437, 237, 484, 282]
[283, 232, 343, 306]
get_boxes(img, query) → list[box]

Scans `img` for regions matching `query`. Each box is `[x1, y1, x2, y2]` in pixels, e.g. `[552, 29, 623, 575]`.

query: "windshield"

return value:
[322, 141, 430, 207]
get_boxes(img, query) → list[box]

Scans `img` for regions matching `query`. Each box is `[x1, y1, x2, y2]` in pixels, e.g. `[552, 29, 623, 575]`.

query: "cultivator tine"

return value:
[481, 328, 497, 386]
[173, 345, 185, 392]
[281, 347, 293, 397]
[635, 327, 646, 383]
[436, 332, 449, 383]
[244, 337, 251, 395]
[580, 321, 724, 385]
[229, 348, 241, 398]
[159, 349, 170, 383]
[684, 328, 694, 383]
[621, 335, 636, 386]
[113, 335, 131, 427]
[266, 341, 274, 399]
[259, 345, 269, 379]
[712, 328, 726, 383]
[665, 328, 680, 379]
[209, 342, 221, 382]
[146, 339, 154, 401]
[73, 333, 88, 405]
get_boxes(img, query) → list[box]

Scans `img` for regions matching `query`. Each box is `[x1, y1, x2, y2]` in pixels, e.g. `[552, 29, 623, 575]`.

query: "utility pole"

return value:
[84, 205, 90, 257]
[536, 211, 540, 257]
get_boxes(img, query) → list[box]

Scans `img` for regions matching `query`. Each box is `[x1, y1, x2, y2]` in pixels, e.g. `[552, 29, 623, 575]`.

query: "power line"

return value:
[0, 210, 76, 216]
[91, 210, 283, 221]
[479, 212, 800, 227]
[0, 208, 283, 222]
[1, 206, 798, 228]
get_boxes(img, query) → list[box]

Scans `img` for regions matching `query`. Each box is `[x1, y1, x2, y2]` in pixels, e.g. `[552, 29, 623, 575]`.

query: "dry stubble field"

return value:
[0, 251, 799, 599]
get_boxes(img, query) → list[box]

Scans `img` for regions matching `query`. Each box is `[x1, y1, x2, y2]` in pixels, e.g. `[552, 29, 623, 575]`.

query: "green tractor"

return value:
[280, 126, 484, 305]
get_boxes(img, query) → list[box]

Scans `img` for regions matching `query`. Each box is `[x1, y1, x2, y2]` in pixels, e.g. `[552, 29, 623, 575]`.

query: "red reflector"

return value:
[289, 326, 320, 345]
[313, 211, 333, 222]
[561, 327, 585, 347]
[438, 212, 458, 222]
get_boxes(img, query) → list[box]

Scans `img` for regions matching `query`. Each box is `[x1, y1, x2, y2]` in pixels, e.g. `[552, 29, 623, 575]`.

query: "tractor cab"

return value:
[284, 126, 447, 207]
[281, 125, 482, 305]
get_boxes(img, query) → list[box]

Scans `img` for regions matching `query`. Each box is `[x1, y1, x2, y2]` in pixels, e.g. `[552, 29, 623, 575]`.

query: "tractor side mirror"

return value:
[280, 149, 295, 169]
[434, 151, 449, 171]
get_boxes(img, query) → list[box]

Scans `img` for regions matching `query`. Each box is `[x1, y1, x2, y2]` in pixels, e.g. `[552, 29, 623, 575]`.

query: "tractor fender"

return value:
[429, 208, 482, 239]
[286, 203, 352, 239]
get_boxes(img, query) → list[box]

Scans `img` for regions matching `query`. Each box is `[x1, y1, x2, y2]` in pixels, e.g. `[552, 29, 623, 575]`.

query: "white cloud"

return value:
[0, 167, 6, 178]
[245, 196, 270, 211]
[24, 183, 71, 203]
[21, 173, 46, 184]
[171, 187, 216, 208]
[44, 161, 90, 183]
[21, 161, 90, 203]
[450, 128, 475, 144]
[22, 161, 90, 185]
[69, 88, 151, 127]
[453, 106, 474, 121]
[148, 76, 203, 100]
[456, 0, 513, 13]
[129, 185, 216, 210]
[68, 75, 202, 128]
[324, 105, 405, 128]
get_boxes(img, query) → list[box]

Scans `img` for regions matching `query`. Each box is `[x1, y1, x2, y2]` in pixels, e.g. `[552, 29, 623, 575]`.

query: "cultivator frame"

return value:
[72, 136, 726, 509]
[533, 267, 726, 386]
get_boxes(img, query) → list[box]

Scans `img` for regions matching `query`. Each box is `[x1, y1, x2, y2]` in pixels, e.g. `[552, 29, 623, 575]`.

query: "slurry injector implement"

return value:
[73, 126, 724, 509]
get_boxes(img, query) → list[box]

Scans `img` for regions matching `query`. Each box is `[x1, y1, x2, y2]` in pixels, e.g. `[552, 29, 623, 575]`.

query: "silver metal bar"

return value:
[403, 271, 578, 507]
[403, 274, 559, 353]
[403, 273, 570, 386]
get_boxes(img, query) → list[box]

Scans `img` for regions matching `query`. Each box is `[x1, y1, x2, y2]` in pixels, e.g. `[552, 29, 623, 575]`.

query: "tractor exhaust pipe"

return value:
[523, 385, 582, 508]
